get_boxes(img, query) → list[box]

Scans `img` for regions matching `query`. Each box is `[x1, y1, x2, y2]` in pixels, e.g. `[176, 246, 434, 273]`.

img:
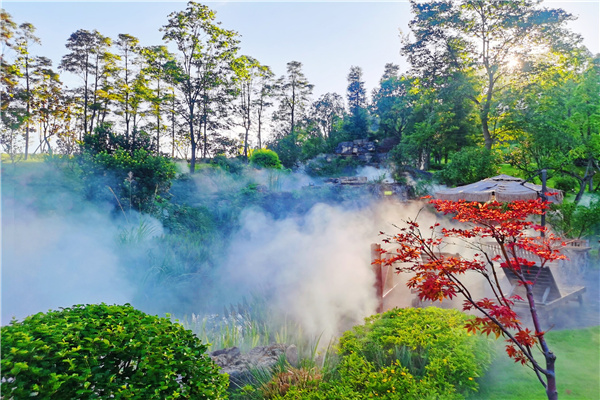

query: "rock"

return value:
[335, 141, 354, 155]
[209, 344, 293, 387]
[285, 344, 298, 367]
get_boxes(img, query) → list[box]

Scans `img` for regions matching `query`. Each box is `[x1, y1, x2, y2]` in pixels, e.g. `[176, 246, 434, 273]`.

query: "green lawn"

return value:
[471, 326, 600, 400]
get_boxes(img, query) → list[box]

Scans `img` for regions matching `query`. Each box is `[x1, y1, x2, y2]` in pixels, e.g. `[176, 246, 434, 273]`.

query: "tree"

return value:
[273, 60, 314, 139]
[402, 0, 579, 150]
[140, 45, 178, 155]
[60, 29, 112, 138]
[231, 55, 272, 160]
[270, 61, 313, 167]
[371, 65, 415, 141]
[309, 92, 345, 141]
[398, 70, 476, 170]
[378, 198, 567, 400]
[14, 22, 41, 159]
[1, 9, 18, 113]
[507, 53, 599, 203]
[0, 10, 25, 162]
[345, 65, 369, 140]
[115, 33, 140, 142]
[30, 57, 70, 155]
[255, 65, 275, 149]
[162, 1, 240, 173]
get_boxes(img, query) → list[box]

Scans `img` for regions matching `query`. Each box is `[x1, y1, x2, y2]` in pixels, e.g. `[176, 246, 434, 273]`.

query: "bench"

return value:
[504, 266, 586, 311]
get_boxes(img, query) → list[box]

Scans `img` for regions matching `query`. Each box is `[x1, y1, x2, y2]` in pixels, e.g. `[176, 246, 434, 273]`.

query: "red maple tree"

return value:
[377, 197, 567, 400]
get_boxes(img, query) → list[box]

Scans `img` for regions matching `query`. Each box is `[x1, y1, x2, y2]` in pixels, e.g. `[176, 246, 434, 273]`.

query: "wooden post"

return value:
[371, 243, 384, 313]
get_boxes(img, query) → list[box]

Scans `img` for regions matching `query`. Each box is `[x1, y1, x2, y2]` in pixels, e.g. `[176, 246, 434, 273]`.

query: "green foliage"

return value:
[212, 154, 245, 175]
[250, 148, 283, 169]
[268, 134, 301, 169]
[551, 175, 579, 194]
[81, 147, 176, 212]
[305, 156, 360, 177]
[246, 308, 493, 400]
[547, 198, 600, 239]
[333, 307, 494, 399]
[1, 303, 228, 399]
[438, 147, 502, 186]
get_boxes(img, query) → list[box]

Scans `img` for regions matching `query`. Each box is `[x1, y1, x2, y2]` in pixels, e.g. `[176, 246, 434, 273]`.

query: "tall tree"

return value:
[371, 64, 414, 141]
[402, 0, 579, 149]
[140, 45, 178, 155]
[273, 60, 313, 138]
[60, 29, 111, 138]
[345, 65, 369, 139]
[30, 57, 69, 155]
[14, 22, 41, 159]
[308, 92, 345, 140]
[232, 55, 273, 160]
[255, 66, 275, 149]
[0, 10, 24, 161]
[115, 34, 140, 142]
[270, 61, 313, 167]
[162, 1, 239, 172]
[0, 9, 18, 113]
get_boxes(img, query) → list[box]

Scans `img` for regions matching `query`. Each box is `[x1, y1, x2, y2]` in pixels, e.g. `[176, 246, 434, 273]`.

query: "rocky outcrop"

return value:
[335, 139, 377, 162]
[210, 344, 298, 387]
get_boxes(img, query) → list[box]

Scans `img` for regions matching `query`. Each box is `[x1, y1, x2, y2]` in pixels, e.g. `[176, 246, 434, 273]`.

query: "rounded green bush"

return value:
[1, 303, 228, 399]
[250, 149, 282, 169]
[335, 307, 494, 399]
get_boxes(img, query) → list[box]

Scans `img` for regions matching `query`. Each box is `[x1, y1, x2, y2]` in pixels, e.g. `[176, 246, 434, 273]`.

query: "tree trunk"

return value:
[480, 70, 495, 150]
[24, 56, 30, 160]
[544, 352, 558, 400]
[189, 118, 196, 174]
[525, 281, 558, 400]
[171, 90, 176, 158]
[156, 79, 161, 155]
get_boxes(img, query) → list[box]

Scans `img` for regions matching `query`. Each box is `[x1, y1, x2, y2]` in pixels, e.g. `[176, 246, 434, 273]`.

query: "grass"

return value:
[471, 326, 600, 400]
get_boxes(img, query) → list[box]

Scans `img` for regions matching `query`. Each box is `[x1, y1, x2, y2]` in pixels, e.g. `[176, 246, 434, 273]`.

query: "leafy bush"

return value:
[438, 147, 502, 186]
[212, 154, 245, 175]
[552, 175, 579, 194]
[81, 148, 177, 212]
[250, 149, 283, 169]
[1, 304, 228, 399]
[337, 308, 493, 398]
[260, 308, 493, 400]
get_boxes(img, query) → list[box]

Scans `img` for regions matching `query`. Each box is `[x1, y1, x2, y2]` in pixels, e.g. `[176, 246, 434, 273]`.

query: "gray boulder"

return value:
[210, 344, 297, 387]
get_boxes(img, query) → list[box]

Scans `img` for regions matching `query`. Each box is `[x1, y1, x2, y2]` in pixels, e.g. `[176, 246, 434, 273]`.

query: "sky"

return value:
[3, 0, 599, 101]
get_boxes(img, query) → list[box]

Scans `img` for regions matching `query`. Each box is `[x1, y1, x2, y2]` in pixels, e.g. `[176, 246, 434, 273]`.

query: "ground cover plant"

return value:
[1, 303, 227, 399]
[378, 198, 570, 400]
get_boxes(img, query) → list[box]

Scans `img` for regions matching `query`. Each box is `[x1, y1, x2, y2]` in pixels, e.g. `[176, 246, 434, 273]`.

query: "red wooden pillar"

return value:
[371, 243, 384, 313]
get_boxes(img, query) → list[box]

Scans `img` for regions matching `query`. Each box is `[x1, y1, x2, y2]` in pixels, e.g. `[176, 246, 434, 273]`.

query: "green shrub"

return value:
[264, 307, 493, 400]
[337, 307, 493, 398]
[81, 148, 177, 212]
[552, 175, 579, 194]
[212, 154, 245, 175]
[1, 304, 228, 399]
[250, 149, 283, 169]
[438, 147, 501, 186]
